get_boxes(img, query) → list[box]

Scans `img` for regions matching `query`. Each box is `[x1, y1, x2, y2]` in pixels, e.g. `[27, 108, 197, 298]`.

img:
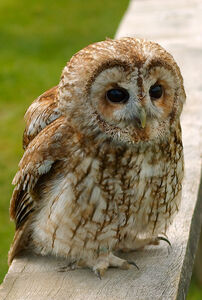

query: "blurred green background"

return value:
[0, 0, 201, 298]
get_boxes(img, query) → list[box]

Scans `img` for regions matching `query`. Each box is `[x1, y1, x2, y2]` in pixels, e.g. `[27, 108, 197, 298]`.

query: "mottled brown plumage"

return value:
[9, 38, 185, 277]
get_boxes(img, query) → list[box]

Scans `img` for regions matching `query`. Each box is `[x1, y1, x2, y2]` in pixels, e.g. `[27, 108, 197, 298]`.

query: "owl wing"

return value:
[23, 86, 61, 150]
[10, 116, 70, 229]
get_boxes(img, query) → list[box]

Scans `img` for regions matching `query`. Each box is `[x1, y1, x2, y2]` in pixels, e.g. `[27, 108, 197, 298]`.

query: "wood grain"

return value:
[0, 0, 202, 299]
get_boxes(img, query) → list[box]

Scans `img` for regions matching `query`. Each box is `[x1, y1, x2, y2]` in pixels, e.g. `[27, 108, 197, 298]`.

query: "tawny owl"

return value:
[9, 37, 185, 278]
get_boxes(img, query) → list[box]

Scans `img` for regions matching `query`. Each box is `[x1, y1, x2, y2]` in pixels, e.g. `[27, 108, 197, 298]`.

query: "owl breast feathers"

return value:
[9, 37, 185, 277]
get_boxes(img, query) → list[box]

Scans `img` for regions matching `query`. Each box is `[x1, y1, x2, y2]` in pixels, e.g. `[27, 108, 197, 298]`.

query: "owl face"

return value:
[58, 38, 186, 144]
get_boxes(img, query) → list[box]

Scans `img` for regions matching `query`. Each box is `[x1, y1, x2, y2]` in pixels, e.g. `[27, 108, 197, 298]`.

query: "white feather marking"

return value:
[37, 160, 53, 175]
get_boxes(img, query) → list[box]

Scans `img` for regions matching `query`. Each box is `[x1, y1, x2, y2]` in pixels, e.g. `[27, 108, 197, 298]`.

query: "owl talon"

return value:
[120, 260, 139, 270]
[94, 269, 102, 280]
[126, 260, 139, 270]
[93, 267, 107, 279]
[108, 253, 139, 270]
[158, 236, 172, 247]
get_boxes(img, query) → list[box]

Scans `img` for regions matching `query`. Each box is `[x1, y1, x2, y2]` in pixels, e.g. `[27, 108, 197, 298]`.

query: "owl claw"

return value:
[120, 260, 139, 270]
[93, 267, 107, 279]
[108, 253, 139, 271]
[126, 260, 139, 270]
[158, 236, 172, 247]
[94, 269, 102, 280]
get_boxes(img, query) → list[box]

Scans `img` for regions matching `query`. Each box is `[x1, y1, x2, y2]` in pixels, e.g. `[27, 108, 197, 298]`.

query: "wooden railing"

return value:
[0, 0, 201, 299]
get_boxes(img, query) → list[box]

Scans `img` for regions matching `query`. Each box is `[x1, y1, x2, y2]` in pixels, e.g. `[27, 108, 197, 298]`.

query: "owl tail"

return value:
[8, 220, 30, 265]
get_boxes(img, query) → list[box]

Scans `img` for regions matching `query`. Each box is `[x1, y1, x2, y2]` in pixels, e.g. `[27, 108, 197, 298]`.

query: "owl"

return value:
[9, 37, 185, 278]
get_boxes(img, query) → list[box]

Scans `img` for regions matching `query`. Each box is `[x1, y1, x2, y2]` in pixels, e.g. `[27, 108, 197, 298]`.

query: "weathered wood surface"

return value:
[0, 0, 202, 299]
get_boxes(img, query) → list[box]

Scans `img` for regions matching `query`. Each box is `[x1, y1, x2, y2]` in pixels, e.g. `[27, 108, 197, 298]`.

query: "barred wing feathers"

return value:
[10, 116, 70, 228]
[23, 86, 61, 149]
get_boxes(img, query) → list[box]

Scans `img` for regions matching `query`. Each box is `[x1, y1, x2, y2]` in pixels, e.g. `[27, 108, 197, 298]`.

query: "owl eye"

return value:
[149, 84, 163, 100]
[106, 88, 129, 103]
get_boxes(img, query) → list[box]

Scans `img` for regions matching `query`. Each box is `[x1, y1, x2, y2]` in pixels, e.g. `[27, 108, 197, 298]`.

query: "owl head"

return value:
[58, 37, 186, 145]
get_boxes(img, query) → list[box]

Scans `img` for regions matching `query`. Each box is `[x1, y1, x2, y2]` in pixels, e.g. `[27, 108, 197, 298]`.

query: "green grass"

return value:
[187, 276, 202, 300]
[0, 1, 201, 298]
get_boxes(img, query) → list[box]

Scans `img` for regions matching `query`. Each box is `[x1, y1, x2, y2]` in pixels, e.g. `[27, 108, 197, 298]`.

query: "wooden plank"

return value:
[0, 0, 202, 299]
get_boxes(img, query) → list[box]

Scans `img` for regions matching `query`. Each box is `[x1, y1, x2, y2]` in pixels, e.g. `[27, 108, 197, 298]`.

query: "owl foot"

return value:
[92, 257, 109, 279]
[93, 253, 139, 279]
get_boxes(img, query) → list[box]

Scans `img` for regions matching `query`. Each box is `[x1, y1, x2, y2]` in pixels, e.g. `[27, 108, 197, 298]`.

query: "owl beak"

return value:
[139, 107, 146, 128]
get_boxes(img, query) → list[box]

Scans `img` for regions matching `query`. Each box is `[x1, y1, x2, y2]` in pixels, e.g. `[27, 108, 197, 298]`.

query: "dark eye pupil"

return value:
[106, 88, 129, 103]
[149, 84, 163, 99]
